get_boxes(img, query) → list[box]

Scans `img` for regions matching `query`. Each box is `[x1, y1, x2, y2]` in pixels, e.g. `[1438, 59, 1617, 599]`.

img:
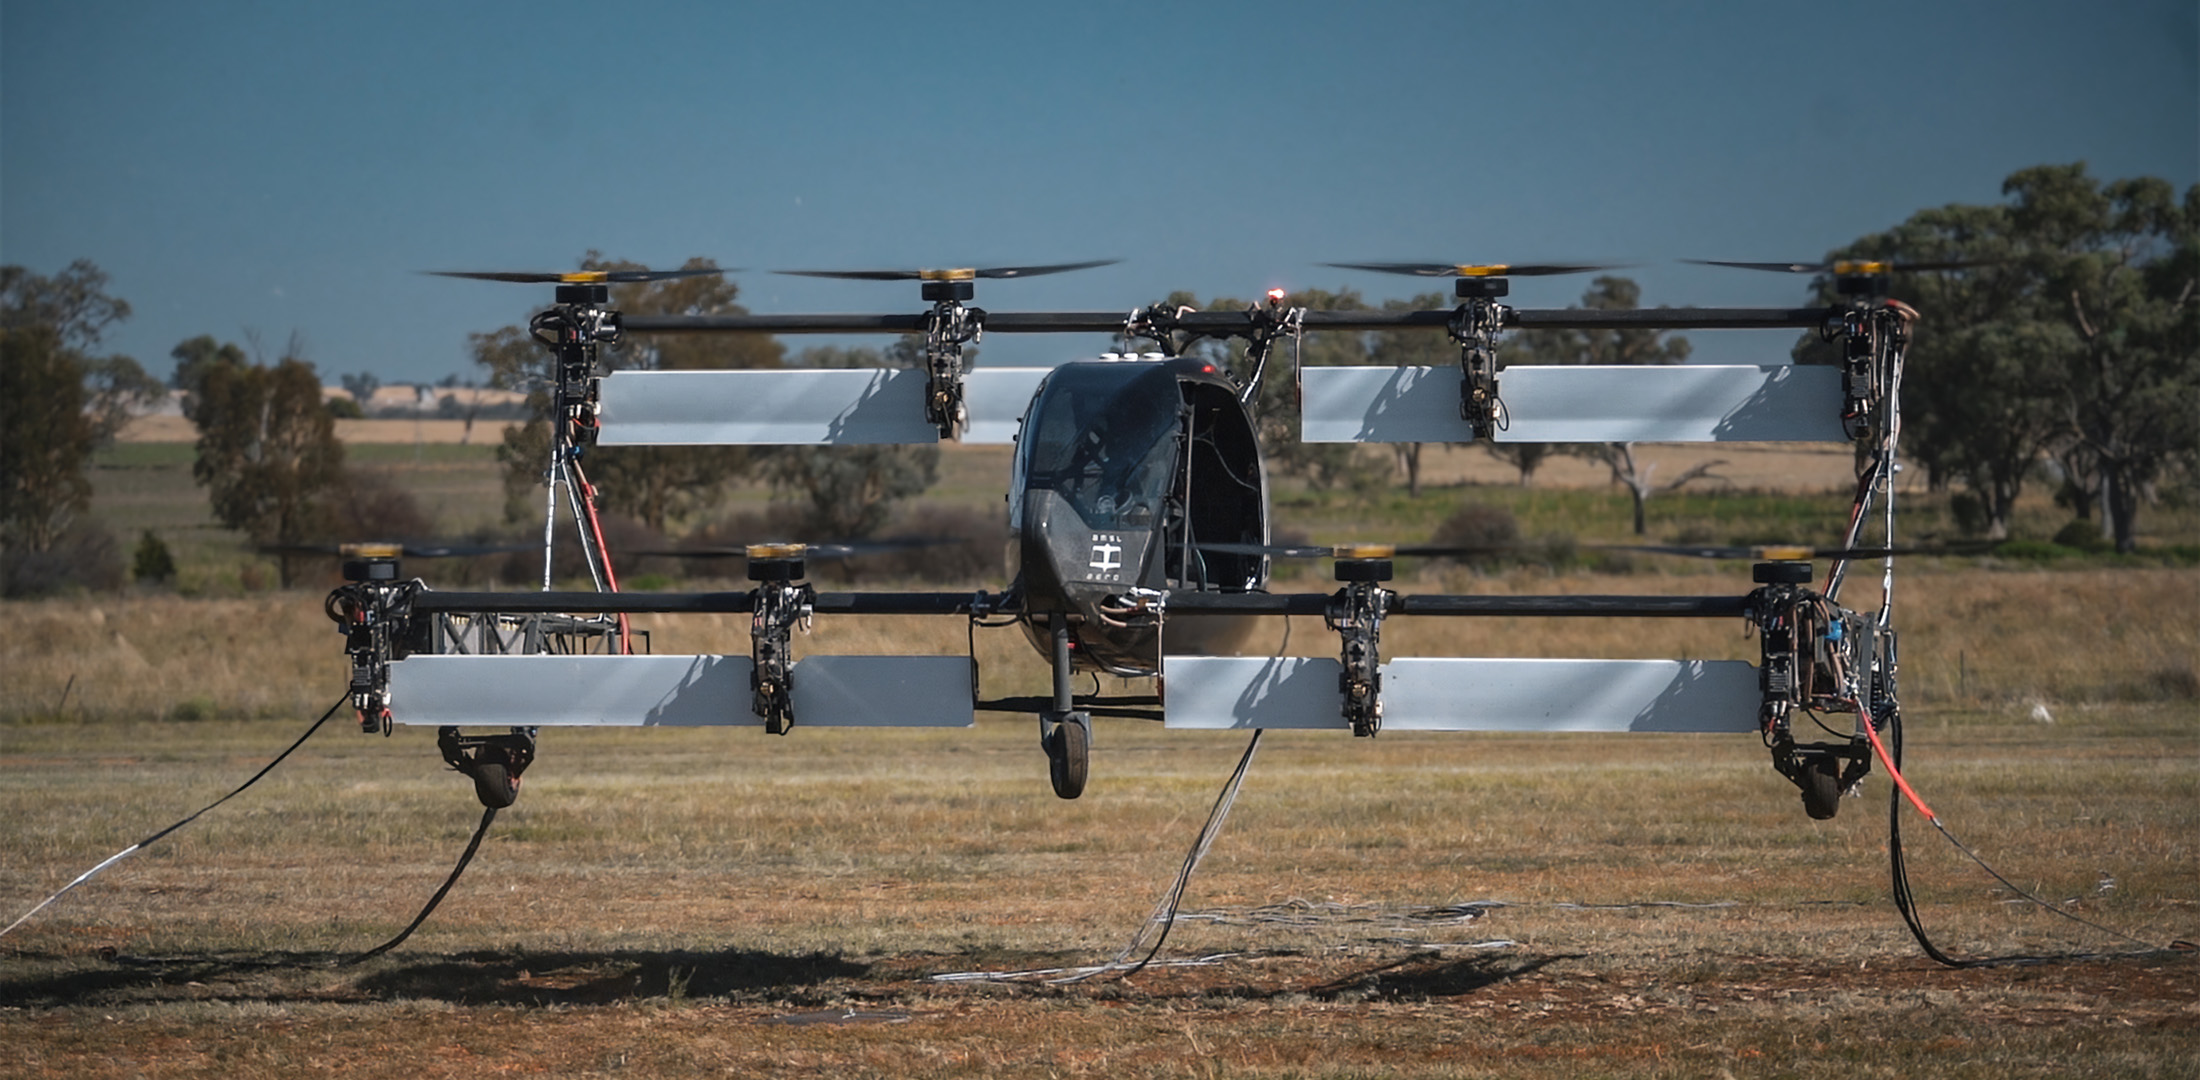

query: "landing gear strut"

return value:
[1039, 618, 1090, 799]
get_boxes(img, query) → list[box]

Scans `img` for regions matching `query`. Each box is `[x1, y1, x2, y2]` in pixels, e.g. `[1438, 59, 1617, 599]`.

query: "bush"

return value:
[319, 468, 434, 542]
[2052, 519, 2111, 552]
[862, 504, 1009, 584]
[1428, 503, 1521, 571]
[132, 529, 177, 584]
[1, 519, 124, 597]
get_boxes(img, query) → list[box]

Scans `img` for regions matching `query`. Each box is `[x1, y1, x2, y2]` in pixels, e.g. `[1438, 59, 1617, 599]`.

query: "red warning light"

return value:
[1266, 288, 1287, 303]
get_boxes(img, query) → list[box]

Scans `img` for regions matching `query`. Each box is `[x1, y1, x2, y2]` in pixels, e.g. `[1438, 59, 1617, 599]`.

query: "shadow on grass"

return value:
[1299, 951, 1584, 1001]
[0, 947, 871, 1009]
[3, 947, 1591, 1010]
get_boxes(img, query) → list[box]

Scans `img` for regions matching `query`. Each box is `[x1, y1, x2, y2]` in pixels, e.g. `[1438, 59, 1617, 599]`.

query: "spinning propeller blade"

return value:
[773, 259, 1119, 282]
[1684, 258, 1996, 275]
[426, 266, 735, 285]
[1199, 539, 1999, 562]
[259, 540, 534, 559]
[629, 537, 959, 561]
[1321, 261, 1626, 278]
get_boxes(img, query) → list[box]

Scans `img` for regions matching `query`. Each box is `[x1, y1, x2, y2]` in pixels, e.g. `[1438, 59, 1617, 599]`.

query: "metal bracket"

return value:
[748, 549, 816, 734]
[1122, 295, 1305, 409]
[1123, 303, 1191, 356]
[1823, 302, 1911, 449]
[1236, 297, 1305, 408]
[529, 285, 621, 453]
[329, 557, 418, 735]
[1325, 558, 1395, 737]
[919, 299, 985, 439]
[1447, 290, 1511, 440]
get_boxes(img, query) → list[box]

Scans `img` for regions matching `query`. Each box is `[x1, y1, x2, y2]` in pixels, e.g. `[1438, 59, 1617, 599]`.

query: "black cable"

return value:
[345, 806, 498, 965]
[1886, 715, 2172, 967]
[1, 696, 347, 939]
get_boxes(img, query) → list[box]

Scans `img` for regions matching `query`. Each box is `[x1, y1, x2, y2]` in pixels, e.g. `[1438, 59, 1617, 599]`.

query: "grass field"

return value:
[2, 437, 2194, 1076]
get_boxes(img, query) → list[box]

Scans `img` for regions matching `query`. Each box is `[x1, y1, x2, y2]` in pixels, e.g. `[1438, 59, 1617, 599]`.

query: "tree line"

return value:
[2, 162, 2191, 594]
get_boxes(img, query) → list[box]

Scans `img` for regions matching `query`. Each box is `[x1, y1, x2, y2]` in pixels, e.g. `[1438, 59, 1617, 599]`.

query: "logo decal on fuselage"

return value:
[1089, 533, 1124, 573]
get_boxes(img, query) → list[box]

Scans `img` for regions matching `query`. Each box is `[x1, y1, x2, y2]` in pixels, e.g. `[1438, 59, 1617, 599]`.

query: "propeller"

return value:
[425, 266, 735, 285]
[259, 540, 535, 559]
[1320, 261, 1627, 278]
[1684, 258, 1994, 275]
[1199, 539, 1999, 562]
[629, 537, 961, 561]
[773, 259, 1119, 283]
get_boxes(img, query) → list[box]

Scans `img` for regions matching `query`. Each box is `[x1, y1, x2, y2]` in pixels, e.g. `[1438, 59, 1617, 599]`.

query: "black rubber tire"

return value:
[1049, 716, 1089, 800]
[470, 762, 519, 809]
[1799, 759, 1842, 820]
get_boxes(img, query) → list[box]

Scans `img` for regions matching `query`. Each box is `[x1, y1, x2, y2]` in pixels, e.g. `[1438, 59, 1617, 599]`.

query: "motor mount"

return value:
[1748, 562, 1895, 819]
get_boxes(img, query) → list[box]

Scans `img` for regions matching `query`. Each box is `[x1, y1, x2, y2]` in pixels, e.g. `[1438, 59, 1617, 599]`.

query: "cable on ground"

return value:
[0, 696, 347, 941]
[930, 730, 1264, 985]
[344, 805, 498, 965]
[1858, 699, 2179, 966]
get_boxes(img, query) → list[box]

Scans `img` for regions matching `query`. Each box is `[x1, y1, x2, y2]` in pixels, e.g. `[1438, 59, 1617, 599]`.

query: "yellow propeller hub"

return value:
[1332, 543, 1397, 559]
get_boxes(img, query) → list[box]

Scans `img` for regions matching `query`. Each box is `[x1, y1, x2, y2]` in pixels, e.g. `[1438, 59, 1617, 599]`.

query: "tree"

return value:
[1798, 203, 2053, 539]
[187, 337, 346, 586]
[1582, 442, 1727, 535]
[481, 254, 786, 534]
[2020, 167, 2199, 551]
[171, 334, 249, 403]
[0, 323, 95, 554]
[1, 261, 154, 559]
[1808, 164, 2199, 549]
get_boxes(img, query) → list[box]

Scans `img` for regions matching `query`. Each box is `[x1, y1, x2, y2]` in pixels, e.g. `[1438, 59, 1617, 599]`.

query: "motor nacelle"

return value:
[1749, 561, 1896, 820]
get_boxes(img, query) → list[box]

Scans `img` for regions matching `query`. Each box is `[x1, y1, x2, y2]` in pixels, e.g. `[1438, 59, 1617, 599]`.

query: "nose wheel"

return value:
[1043, 711, 1090, 799]
[439, 726, 537, 809]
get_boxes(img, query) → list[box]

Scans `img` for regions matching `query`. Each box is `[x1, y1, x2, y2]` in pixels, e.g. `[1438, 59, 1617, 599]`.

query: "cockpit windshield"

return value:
[1017, 363, 1182, 530]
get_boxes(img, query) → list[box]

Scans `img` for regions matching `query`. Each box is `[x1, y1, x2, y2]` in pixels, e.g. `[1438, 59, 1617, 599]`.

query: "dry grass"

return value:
[2, 569, 2196, 1076]
[8, 437, 2195, 1076]
[0, 702, 2193, 1077]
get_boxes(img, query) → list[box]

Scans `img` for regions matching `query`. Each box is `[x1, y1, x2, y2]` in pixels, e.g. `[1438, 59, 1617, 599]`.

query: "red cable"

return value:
[1851, 698, 1937, 822]
[571, 462, 632, 655]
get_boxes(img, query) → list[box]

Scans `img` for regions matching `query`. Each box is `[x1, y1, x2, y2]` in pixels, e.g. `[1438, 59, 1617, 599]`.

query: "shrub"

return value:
[1428, 503, 1521, 571]
[0, 519, 124, 597]
[2052, 519, 2111, 552]
[132, 529, 177, 584]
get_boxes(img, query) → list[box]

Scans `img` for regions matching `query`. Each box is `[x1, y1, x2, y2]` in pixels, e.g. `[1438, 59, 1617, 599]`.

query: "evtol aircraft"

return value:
[328, 260, 1920, 819]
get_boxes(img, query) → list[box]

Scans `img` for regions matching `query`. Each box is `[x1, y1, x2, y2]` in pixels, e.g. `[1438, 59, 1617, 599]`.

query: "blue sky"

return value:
[4, 0, 2194, 383]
